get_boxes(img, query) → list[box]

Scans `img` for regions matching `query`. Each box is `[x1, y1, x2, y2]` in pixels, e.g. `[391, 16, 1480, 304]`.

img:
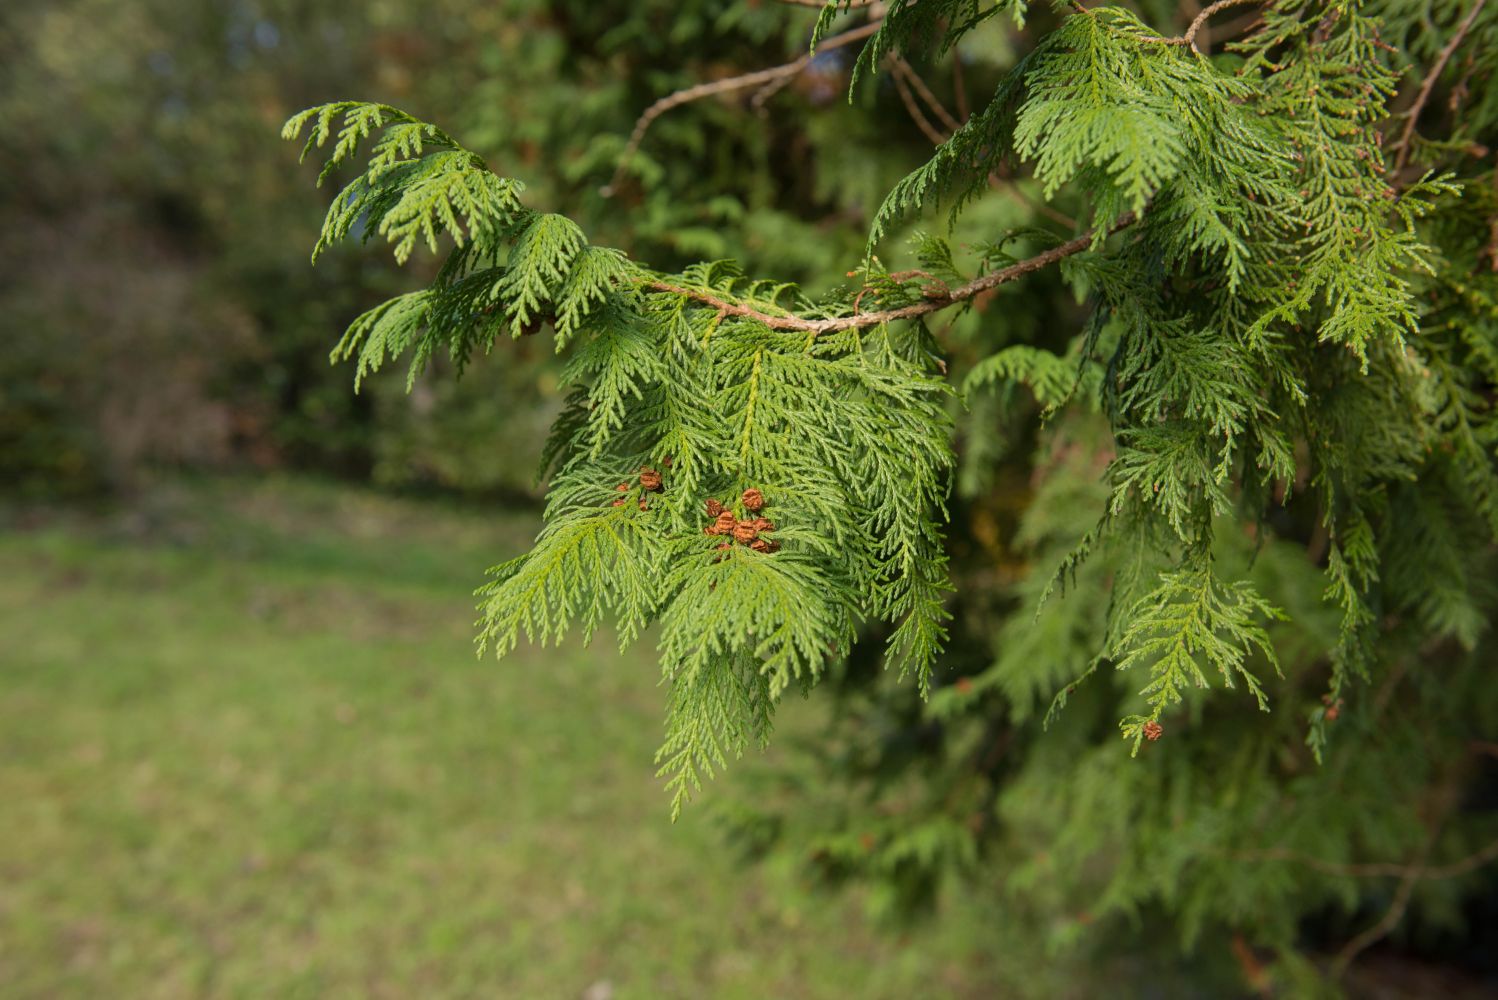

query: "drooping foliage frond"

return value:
[285, 2, 1498, 882]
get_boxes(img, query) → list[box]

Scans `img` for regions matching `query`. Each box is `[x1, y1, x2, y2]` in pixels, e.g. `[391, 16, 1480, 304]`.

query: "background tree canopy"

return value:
[2, 0, 946, 497]
[5, 0, 1498, 996]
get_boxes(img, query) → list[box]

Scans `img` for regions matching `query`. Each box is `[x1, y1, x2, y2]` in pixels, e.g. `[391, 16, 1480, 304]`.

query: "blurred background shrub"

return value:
[0, 0, 956, 501]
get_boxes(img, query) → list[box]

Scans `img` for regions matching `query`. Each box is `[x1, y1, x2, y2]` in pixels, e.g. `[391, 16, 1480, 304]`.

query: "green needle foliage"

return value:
[285, 95, 956, 816]
[287, 0, 1498, 977]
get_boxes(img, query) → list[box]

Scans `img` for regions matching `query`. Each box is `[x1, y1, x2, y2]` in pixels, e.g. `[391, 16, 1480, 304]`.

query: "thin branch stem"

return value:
[1232, 837, 1498, 880]
[1330, 779, 1457, 978]
[1390, 0, 1488, 173]
[887, 53, 961, 133]
[1182, 0, 1259, 51]
[610, 0, 1123, 331]
[602, 20, 883, 197]
[1232, 738, 1498, 977]
[1136, 0, 1262, 52]
[642, 218, 1127, 335]
[888, 55, 948, 145]
[951, 47, 970, 122]
[887, 52, 1077, 228]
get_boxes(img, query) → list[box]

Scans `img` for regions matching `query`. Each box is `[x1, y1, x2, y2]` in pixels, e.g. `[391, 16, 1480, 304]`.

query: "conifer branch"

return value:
[601, 20, 884, 197]
[1389, 0, 1488, 173]
[281, 0, 1498, 865]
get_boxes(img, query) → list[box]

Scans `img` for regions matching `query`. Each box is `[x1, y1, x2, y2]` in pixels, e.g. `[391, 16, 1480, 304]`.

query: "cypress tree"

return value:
[286, 0, 1498, 981]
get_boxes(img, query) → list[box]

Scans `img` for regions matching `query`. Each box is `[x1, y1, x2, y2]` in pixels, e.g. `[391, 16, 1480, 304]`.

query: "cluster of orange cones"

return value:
[704, 489, 779, 553]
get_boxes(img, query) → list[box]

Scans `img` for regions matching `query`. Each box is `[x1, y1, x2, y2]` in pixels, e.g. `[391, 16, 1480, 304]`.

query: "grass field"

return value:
[0, 477, 1016, 999]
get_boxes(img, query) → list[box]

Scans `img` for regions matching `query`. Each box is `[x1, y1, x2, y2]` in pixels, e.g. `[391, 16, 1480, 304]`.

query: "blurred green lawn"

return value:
[0, 477, 1010, 999]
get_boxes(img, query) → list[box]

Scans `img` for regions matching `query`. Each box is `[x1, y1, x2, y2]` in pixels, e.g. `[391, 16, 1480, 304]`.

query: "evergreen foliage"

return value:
[286, 0, 1498, 982]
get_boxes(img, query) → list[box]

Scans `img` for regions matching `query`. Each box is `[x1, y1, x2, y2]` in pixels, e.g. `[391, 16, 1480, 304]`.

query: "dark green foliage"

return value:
[286, 0, 1498, 984]
[4, 0, 926, 499]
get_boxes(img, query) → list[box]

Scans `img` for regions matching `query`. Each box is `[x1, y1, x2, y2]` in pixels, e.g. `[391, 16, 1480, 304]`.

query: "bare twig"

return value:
[1181, 0, 1260, 52]
[1233, 836, 1498, 881]
[951, 48, 970, 122]
[888, 56, 948, 145]
[1330, 800, 1451, 977]
[886, 52, 1078, 228]
[642, 218, 1128, 335]
[888, 53, 962, 133]
[1135, 0, 1262, 52]
[1487, 169, 1498, 272]
[1231, 733, 1498, 978]
[1390, 0, 1489, 174]
[602, 20, 883, 197]
[1179, 0, 1205, 50]
[750, 71, 800, 114]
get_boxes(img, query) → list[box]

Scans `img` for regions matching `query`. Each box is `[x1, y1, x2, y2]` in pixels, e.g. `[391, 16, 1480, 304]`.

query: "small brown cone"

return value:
[741, 488, 765, 512]
[732, 522, 758, 545]
[709, 511, 736, 536]
[1143, 721, 1163, 742]
[639, 468, 663, 492]
[705, 498, 725, 517]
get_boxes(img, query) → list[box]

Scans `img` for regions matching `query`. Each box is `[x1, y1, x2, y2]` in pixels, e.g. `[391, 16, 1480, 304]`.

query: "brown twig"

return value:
[951, 47, 970, 122]
[1487, 168, 1498, 272]
[1223, 730, 1498, 980]
[643, 219, 1127, 335]
[602, 20, 883, 197]
[1390, 0, 1489, 174]
[886, 52, 1078, 229]
[1135, 0, 1261, 52]
[888, 56, 948, 145]
[1233, 836, 1498, 881]
[1179, 0, 1205, 50]
[1330, 803, 1450, 977]
[750, 71, 800, 114]
[887, 53, 962, 133]
[1181, 0, 1260, 52]
[1233, 732, 1497, 978]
